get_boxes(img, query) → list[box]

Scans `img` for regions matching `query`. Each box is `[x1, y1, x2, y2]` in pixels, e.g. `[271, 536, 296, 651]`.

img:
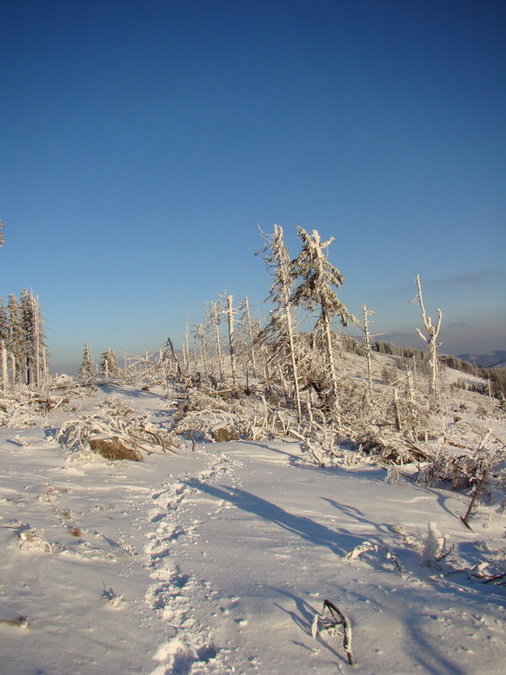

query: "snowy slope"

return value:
[1, 386, 505, 674]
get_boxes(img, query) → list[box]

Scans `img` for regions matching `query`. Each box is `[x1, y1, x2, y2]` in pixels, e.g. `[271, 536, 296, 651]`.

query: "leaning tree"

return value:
[259, 225, 303, 422]
[291, 227, 357, 423]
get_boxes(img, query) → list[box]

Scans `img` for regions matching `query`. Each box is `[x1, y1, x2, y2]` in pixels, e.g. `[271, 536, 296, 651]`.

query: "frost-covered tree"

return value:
[0, 219, 5, 247]
[20, 289, 47, 386]
[225, 294, 239, 390]
[0, 299, 8, 389]
[100, 348, 121, 379]
[192, 322, 209, 376]
[79, 343, 96, 385]
[415, 274, 443, 406]
[291, 228, 356, 421]
[361, 305, 374, 396]
[204, 300, 224, 380]
[259, 225, 302, 421]
[7, 293, 24, 383]
[0, 298, 8, 342]
[238, 296, 259, 379]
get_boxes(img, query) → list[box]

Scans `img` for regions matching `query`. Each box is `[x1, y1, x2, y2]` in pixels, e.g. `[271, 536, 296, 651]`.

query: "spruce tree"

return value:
[7, 294, 23, 383]
[259, 225, 302, 421]
[0, 298, 8, 342]
[79, 343, 96, 385]
[291, 228, 356, 422]
[20, 289, 47, 386]
[100, 348, 120, 379]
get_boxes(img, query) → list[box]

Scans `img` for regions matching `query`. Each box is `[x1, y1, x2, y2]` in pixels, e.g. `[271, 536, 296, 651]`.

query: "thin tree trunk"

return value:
[166, 337, 182, 375]
[1, 339, 7, 392]
[285, 302, 302, 422]
[362, 304, 373, 396]
[243, 297, 257, 377]
[322, 311, 340, 425]
[415, 274, 443, 407]
[212, 302, 224, 380]
[196, 324, 208, 376]
[226, 295, 238, 389]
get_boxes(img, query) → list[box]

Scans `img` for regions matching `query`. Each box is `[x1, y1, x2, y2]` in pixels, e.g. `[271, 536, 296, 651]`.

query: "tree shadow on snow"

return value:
[184, 479, 364, 556]
[98, 383, 162, 399]
[240, 441, 307, 467]
[269, 587, 348, 667]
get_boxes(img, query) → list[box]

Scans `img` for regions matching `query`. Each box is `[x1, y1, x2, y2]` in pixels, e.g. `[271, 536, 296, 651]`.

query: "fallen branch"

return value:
[312, 599, 354, 666]
[345, 540, 403, 574]
[460, 470, 488, 530]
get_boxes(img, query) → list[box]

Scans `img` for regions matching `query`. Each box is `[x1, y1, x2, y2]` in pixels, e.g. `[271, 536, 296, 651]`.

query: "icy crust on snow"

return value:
[0, 386, 505, 674]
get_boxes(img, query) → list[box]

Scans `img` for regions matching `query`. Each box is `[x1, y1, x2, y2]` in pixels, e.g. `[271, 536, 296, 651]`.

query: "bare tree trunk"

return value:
[322, 311, 340, 425]
[415, 274, 443, 407]
[243, 297, 257, 377]
[195, 324, 208, 376]
[166, 337, 182, 375]
[182, 316, 188, 373]
[33, 295, 41, 386]
[226, 295, 238, 390]
[212, 302, 224, 380]
[42, 347, 48, 384]
[362, 304, 373, 396]
[261, 343, 271, 386]
[1, 339, 8, 392]
[259, 225, 302, 422]
[285, 304, 302, 422]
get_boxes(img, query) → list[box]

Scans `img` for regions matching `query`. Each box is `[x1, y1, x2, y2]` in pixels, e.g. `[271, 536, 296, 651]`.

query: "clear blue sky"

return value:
[1, 0, 505, 372]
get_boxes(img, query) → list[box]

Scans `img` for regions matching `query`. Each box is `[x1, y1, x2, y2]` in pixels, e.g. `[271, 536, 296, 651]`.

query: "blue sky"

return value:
[1, 0, 504, 372]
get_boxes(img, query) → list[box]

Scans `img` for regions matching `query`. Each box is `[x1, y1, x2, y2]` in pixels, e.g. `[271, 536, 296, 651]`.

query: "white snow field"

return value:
[1, 385, 505, 675]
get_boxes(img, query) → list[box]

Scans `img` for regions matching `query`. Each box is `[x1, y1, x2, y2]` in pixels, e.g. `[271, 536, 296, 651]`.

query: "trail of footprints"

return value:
[144, 453, 241, 674]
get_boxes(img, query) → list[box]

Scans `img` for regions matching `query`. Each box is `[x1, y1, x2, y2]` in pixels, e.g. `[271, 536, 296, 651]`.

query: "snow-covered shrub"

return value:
[418, 428, 505, 492]
[56, 396, 175, 458]
[421, 521, 452, 568]
[18, 528, 52, 553]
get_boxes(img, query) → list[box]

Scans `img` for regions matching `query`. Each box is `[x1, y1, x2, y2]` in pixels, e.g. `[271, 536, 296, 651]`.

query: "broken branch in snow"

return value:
[312, 599, 354, 665]
[460, 469, 488, 530]
[345, 540, 403, 574]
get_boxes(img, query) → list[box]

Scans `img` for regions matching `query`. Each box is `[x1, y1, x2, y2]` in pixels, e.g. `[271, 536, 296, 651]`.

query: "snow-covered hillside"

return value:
[1, 384, 505, 674]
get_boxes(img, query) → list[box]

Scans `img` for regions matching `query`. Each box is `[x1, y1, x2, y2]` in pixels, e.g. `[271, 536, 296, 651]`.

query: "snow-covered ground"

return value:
[1, 385, 505, 674]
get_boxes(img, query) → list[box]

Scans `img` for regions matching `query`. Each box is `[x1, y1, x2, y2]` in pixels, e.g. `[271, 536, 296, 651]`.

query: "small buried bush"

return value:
[89, 437, 143, 461]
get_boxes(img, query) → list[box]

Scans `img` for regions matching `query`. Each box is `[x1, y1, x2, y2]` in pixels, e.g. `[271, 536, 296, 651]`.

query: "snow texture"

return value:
[1, 384, 505, 674]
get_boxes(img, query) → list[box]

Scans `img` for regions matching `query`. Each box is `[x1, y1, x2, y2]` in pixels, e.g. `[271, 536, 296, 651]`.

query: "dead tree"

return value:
[415, 274, 443, 406]
[258, 226, 302, 422]
[225, 294, 239, 390]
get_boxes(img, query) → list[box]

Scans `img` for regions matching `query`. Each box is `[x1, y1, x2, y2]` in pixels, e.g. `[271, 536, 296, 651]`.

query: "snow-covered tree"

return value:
[259, 225, 302, 421]
[100, 348, 121, 379]
[291, 228, 356, 422]
[0, 297, 8, 342]
[415, 274, 443, 407]
[238, 296, 259, 379]
[0, 299, 8, 389]
[204, 300, 225, 380]
[0, 218, 5, 247]
[226, 294, 239, 390]
[7, 293, 24, 383]
[20, 289, 47, 386]
[192, 322, 209, 376]
[79, 343, 96, 385]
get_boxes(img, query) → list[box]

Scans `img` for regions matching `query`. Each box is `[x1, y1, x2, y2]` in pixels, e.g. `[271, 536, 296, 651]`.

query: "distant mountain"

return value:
[458, 350, 506, 369]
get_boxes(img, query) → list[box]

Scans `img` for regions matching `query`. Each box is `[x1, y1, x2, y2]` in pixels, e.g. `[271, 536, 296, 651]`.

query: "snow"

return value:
[1, 385, 505, 674]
